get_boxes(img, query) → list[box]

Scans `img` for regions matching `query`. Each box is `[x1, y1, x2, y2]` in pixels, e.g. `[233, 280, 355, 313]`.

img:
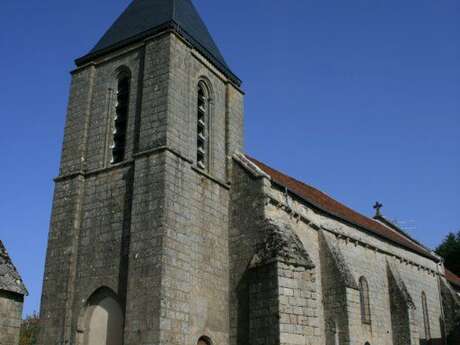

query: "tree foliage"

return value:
[19, 313, 40, 345]
[436, 231, 460, 276]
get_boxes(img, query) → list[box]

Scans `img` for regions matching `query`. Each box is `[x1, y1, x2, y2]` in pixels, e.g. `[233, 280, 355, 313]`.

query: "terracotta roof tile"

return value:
[246, 155, 438, 261]
[446, 269, 460, 288]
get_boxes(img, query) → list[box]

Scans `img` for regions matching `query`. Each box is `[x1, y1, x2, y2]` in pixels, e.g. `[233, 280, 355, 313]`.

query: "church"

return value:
[38, 1, 460, 345]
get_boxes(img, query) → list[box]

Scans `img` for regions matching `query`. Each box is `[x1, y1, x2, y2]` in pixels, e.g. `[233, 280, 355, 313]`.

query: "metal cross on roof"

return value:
[373, 201, 383, 217]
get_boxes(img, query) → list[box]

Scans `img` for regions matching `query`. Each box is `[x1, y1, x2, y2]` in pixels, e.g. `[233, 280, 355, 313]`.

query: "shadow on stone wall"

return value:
[446, 322, 460, 345]
[420, 336, 460, 345]
[236, 271, 249, 345]
[419, 338, 448, 345]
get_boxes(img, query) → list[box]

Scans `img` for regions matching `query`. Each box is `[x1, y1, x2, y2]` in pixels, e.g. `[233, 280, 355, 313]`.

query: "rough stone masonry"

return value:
[38, 1, 460, 345]
[0, 240, 27, 345]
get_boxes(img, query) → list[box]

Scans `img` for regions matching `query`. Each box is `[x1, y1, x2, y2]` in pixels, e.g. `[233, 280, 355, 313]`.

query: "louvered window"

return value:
[197, 82, 210, 170]
[111, 74, 130, 164]
[359, 277, 371, 324]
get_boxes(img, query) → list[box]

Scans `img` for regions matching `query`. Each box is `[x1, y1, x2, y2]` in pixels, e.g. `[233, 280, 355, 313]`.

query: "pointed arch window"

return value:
[422, 291, 431, 340]
[111, 70, 131, 164]
[197, 81, 211, 170]
[359, 276, 371, 324]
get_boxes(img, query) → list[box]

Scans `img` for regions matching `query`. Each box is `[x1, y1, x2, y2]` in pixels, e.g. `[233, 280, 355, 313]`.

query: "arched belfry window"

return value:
[111, 70, 131, 164]
[197, 81, 211, 170]
[359, 276, 371, 324]
[422, 291, 431, 340]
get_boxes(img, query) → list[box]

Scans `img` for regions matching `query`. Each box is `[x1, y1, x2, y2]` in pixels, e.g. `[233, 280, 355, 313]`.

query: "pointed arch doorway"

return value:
[198, 336, 212, 345]
[79, 287, 124, 345]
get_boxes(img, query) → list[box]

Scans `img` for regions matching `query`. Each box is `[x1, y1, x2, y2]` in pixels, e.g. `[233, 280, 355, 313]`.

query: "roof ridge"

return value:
[245, 155, 438, 262]
[373, 217, 434, 255]
[246, 155, 378, 225]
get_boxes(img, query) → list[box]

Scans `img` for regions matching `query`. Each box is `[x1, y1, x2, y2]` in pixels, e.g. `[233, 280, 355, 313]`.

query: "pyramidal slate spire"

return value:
[76, 0, 240, 85]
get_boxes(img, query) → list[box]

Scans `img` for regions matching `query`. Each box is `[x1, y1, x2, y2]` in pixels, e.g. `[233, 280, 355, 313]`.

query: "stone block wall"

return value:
[40, 30, 244, 345]
[40, 35, 150, 345]
[150, 33, 243, 345]
[59, 66, 95, 176]
[39, 33, 166, 345]
[72, 165, 135, 335]
[137, 37, 170, 152]
[249, 263, 280, 345]
[388, 264, 419, 345]
[277, 263, 319, 345]
[39, 176, 85, 343]
[440, 278, 460, 342]
[157, 151, 232, 345]
[229, 160, 268, 345]
[319, 231, 354, 345]
[334, 238, 395, 345]
[123, 152, 166, 345]
[167, 34, 244, 182]
[231, 160, 323, 345]
[0, 291, 23, 345]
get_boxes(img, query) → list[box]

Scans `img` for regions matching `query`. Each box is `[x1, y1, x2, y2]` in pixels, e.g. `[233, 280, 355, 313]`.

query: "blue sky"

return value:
[0, 0, 458, 316]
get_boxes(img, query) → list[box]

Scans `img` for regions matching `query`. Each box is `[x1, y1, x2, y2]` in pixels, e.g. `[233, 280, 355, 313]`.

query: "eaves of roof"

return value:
[246, 155, 439, 262]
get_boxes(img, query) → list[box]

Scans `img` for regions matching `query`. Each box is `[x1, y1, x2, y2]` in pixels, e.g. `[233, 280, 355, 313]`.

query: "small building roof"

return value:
[0, 240, 28, 296]
[76, 0, 240, 86]
[246, 155, 439, 262]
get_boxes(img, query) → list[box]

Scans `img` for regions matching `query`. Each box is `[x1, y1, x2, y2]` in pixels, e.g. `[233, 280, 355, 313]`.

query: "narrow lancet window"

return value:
[359, 276, 371, 324]
[111, 73, 130, 164]
[422, 292, 431, 340]
[197, 82, 210, 170]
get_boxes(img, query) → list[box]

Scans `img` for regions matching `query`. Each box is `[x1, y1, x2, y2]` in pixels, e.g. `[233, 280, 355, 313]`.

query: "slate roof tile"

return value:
[76, 0, 240, 85]
[0, 240, 27, 296]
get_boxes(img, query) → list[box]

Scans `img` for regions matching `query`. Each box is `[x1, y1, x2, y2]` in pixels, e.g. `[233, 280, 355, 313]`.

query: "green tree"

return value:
[436, 231, 460, 276]
[19, 313, 40, 345]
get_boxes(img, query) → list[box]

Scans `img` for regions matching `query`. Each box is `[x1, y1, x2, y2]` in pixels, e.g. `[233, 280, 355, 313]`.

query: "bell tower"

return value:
[38, 1, 244, 345]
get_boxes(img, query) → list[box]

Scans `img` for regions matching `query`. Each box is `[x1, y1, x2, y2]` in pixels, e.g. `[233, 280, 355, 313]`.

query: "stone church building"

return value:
[38, 1, 460, 345]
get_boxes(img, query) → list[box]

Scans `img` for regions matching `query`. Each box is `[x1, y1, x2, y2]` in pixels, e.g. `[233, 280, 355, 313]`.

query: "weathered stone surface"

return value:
[0, 241, 27, 295]
[440, 277, 460, 342]
[0, 241, 26, 345]
[250, 219, 315, 269]
[0, 291, 24, 345]
[387, 261, 419, 345]
[319, 231, 358, 290]
[39, 27, 243, 345]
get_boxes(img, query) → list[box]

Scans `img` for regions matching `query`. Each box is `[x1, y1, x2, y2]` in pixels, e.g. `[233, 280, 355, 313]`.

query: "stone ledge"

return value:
[54, 146, 194, 182]
[191, 166, 230, 190]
